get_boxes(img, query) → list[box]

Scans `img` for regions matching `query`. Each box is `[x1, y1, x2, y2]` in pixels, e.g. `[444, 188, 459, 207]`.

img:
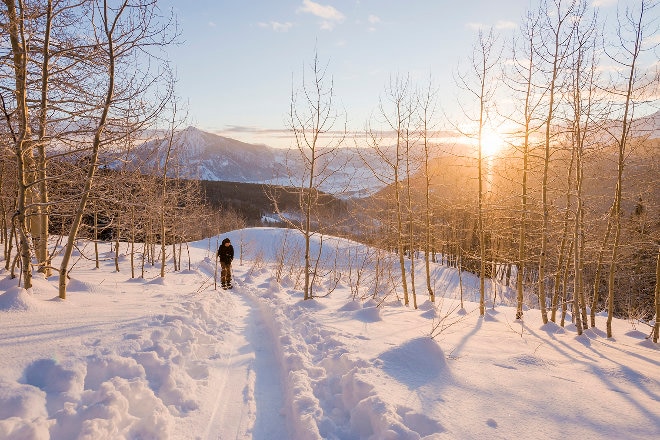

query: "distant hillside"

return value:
[126, 127, 286, 182]
[198, 180, 349, 226]
[123, 127, 391, 198]
[634, 110, 660, 138]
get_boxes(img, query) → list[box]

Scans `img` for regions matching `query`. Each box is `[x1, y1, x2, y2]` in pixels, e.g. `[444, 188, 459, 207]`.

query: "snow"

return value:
[1, 227, 658, 439]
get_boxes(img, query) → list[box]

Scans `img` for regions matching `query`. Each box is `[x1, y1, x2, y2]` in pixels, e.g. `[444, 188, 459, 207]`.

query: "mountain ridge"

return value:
[129, 126, 388, 198]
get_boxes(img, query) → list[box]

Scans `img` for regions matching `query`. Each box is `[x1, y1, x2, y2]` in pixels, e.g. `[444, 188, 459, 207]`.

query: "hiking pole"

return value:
[214, 255, 218, 290]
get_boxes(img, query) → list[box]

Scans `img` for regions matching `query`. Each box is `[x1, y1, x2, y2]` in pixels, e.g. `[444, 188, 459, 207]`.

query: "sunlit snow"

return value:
[0, 227, 658, 439]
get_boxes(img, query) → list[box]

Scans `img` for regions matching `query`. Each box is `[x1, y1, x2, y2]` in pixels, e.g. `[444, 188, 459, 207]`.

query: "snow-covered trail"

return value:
[201, 289, 254, 440]
[198, 275, 289, 440]
[242, 291, 289, 439]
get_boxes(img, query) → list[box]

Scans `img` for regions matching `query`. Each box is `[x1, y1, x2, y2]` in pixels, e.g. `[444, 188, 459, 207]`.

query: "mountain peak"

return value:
[124, 127, 387, 197]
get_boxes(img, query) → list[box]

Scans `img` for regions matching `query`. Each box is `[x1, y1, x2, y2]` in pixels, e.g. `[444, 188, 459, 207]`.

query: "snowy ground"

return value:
[0, 227, 658, 439]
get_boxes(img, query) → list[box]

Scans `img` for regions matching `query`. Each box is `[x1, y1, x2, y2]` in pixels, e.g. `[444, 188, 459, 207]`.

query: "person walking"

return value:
[217, 237, 234, 289]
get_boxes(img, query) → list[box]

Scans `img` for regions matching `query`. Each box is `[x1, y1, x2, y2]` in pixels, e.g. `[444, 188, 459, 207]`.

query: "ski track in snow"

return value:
[202, 297, 251, 440]
[243, 291, 289, 439]
[202, 280, 288, 440]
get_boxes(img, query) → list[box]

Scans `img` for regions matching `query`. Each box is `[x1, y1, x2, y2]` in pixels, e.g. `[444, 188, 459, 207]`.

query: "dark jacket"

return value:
[217, 238, 234, 264]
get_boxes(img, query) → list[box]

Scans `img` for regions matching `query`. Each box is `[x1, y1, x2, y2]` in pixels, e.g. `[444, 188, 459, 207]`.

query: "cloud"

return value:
[467, 20, 517, 31]
[466, 22, 485, 30]
[298, 0, 344, 20]
[258, 21, 293, 32]
[208, 22, 216, 27]
[320, 21, 336, 30]
[367, 14, 381, 32]
[298, 0, 345, 30]
[219, 126, 295, 139]
[495, 20, 517, 30]
[210, 126, 297, 148]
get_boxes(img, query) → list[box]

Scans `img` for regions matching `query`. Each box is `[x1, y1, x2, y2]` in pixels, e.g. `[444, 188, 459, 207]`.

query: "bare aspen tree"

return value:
[33, 0, 54, 276]
[456, 223, 465, 311]
[0, 156, 16, 264]
[1, 0, 38, 287]
[159, 100, 186, 278]
[604, 0, 658, 337]
[130, 204, 136, 277]
[30, 0, 88, 277]
[592, 206, 614, 325]
[58, 0, 121, 297]
[455, 28, 500, 316]
[58, 0, 175, 298]
[535, 0, 577, 325]
[417, 78, 439, 303]
[362, 75, 414, 306]
[504, 10, 545, 320]
[565, 7, 599, 334]
[160, 142, 175, 278]
[0, 157, 17, 272]
[654, 248, 659, 343]
[277, 51, 345, 300]
[403, 98, 419, 309]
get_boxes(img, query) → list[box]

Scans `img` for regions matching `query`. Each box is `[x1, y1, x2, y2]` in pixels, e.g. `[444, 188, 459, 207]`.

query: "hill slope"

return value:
[0, 227, 658, 439]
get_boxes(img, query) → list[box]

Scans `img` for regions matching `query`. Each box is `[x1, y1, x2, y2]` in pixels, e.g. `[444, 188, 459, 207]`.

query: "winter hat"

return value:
[222, 238, 231, 245]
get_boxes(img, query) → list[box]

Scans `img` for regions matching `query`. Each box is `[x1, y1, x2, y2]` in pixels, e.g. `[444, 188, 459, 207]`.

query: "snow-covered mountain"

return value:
[127, 126, 390, 198]
[130, 126, 286, 183]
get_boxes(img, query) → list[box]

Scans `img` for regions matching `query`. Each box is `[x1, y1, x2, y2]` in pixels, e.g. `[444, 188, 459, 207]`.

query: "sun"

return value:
[481, 128, 505, 157]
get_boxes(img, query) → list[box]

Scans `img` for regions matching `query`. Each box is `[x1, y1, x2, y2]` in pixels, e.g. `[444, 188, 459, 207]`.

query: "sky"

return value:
[159, 0, 643, 148]
[1, 227, 658, 439]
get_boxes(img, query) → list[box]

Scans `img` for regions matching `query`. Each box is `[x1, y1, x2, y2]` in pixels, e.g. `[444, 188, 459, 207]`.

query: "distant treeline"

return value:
[198, 180, 348, 226]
